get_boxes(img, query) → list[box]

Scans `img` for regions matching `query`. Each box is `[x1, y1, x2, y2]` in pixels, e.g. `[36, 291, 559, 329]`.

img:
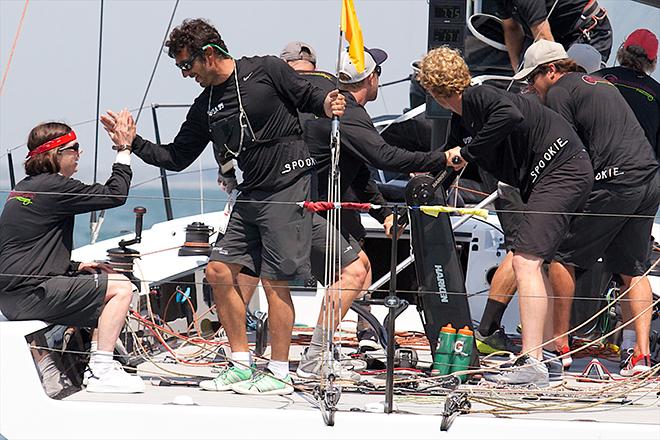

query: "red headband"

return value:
[26, 131, 77, 158]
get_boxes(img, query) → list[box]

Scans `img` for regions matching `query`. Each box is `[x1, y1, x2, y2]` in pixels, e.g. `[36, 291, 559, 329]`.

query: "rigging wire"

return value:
[134, 0, 180, 125]
[0, 0, 29, 97]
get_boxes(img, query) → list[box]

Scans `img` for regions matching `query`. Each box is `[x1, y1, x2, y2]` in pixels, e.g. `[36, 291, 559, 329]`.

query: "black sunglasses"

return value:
[176, 50, 203, 71]
[374, 65, 382, 77]
[58, 143, 80, 153]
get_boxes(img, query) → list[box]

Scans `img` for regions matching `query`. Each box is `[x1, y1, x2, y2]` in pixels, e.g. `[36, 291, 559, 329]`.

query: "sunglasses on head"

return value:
[58, 143, 80, 153]
[374, 65, 382, 77]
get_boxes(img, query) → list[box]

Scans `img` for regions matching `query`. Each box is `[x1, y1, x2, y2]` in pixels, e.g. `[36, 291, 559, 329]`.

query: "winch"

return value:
[179, 222, 214, 256]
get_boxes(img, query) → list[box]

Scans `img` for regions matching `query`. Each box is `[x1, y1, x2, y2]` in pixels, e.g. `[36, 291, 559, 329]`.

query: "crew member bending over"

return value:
[418, 46, 593, 387]
[517, 39, 660, 376]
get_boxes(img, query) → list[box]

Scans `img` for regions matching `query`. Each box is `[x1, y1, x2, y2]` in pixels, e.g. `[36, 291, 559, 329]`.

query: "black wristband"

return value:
[112, 144, 132, 152]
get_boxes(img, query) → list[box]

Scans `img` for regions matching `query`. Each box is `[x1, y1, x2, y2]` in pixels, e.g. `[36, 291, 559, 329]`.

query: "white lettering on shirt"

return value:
[208, 102, 225, 117]
[595, 167, 624, 181]
[531, 137, 568, 183]
[281, 157, 317, 174]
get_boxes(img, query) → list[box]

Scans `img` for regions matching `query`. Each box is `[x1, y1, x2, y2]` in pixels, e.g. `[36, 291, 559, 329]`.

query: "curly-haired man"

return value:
[418, 46, 593, 387]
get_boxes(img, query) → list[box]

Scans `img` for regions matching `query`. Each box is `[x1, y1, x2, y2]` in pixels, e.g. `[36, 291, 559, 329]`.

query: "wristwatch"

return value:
[112, 144, 132, 152]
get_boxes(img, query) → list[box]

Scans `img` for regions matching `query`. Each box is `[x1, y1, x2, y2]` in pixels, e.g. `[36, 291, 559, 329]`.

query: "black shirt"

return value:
[545, 72, 658, 185]
[302, 76, 447, 207]
[0, 164, 132, 297]
[298, 70, 394, 222]
[454, 84, 584, 201]
[496, 0, 587, 48]
[132, 55, 328, 193]
[596, 66, 660, 159]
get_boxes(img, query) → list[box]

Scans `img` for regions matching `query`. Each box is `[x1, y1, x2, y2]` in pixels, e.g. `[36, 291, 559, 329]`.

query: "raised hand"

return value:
[101, 108, 136, 147]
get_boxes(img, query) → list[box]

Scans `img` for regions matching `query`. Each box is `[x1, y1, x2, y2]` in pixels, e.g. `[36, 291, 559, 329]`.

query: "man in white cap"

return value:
[518, 39, 660, 376]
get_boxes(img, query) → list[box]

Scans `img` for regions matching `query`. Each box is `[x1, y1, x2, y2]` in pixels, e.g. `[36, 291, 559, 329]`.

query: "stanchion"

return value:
[384, 204, 400, 414]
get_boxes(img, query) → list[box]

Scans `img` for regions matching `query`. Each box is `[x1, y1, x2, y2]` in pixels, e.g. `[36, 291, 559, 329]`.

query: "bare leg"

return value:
[96, 273, 133, 352]
[619, 274, 652, 355]
[205, 261, 248, 353]
[356, 251, 372, 333]
[261, 279, 295, 362]
[317, 255, 368, 329]
[489, 251, 517, 305]
[548, 261, 576, 350]
[512, 252, 548, 360]
[235, 273, 259, 305]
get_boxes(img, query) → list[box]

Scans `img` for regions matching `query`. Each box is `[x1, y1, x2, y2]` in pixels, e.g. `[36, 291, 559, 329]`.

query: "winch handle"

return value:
[134, 206, 147, 242]
[119, 206, 147, 248]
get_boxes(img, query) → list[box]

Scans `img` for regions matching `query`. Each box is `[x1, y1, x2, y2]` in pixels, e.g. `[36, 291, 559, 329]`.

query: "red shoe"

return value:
[620, 353, 652, 377]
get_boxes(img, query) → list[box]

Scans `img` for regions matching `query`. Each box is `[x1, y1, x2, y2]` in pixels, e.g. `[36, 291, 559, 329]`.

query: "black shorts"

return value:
[555, 171, 660, 276]
[310, 214, 360, 283]
[210, 174, 313, 281]
[495, 182, 524, 250]
[513, 151, 594, 261]
[0, 274, 107, 327]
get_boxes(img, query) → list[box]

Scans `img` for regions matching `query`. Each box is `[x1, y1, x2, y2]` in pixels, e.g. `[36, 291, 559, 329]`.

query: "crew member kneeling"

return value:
[0, 117, 144, 393]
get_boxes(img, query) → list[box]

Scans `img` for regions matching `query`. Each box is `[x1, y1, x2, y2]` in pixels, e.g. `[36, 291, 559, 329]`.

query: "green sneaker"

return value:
[199, 365, 252, 391]
[231, 369, 294, 395]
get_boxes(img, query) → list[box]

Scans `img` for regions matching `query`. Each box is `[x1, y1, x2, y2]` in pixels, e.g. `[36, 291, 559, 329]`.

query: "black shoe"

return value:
[475, 327, 521, 355]
[357, 328, 380, 353]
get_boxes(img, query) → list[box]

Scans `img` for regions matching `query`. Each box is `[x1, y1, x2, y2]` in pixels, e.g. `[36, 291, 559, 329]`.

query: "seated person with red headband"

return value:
[0, 113, 145, 393]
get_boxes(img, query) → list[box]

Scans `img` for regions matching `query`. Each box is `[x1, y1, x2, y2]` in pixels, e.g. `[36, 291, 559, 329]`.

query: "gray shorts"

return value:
[310, 213, 361, 283]
[210, 174, 313, 281]
[0, 274, 107, 327]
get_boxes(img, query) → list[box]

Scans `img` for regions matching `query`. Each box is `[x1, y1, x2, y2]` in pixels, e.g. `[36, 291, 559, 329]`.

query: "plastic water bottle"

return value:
[431, 324, 457, 376]
[449, 326, 474, 382]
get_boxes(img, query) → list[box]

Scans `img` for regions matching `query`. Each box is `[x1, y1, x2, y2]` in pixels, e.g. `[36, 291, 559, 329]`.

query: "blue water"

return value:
[72, 185, 228, 247]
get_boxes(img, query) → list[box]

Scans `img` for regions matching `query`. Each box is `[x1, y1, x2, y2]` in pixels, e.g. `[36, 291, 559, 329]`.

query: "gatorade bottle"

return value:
[449, 326, 474, 382]
[431, 324, 456, 376]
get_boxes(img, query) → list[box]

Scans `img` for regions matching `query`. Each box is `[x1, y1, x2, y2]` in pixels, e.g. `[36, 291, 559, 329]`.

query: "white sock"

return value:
[90, 350, 113, 365]
[621, 329, 636, 352]
[231, 351, 252, 370]
[90, 341, 98, 353]
[268, 360, 290, 379]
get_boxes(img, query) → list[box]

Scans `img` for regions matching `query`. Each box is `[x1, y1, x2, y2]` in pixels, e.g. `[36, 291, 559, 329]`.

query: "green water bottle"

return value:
[431, 324, 457, 376]
[449, 326, 474, 382]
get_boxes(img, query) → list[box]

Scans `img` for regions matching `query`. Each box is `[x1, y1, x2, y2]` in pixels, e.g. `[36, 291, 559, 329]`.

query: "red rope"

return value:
[0, 0, 30, 97]
[300, 201, 375, 212]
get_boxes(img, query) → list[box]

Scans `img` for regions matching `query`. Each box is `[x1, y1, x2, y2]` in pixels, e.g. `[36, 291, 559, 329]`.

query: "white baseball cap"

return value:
[339, 47, 388, 84]
[512, 39, 569, 80]
[567, 43, 602, 73]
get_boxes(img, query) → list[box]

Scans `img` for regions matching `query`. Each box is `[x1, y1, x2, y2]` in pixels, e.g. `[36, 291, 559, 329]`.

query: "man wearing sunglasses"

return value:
[101, 18, 345, 396]
[516, 39, 660, 377]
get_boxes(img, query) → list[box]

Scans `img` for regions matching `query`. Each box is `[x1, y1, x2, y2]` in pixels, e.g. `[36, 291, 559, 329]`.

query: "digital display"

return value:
[432, 27, 462, 44]
[433, 6, 462, 20]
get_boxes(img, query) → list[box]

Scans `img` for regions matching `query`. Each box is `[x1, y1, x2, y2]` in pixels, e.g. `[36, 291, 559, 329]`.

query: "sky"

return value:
[0, 0, 659, 193]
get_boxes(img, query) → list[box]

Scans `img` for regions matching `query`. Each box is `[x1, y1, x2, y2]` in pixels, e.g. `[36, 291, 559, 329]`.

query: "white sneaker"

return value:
[86, 361, 145, 393]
